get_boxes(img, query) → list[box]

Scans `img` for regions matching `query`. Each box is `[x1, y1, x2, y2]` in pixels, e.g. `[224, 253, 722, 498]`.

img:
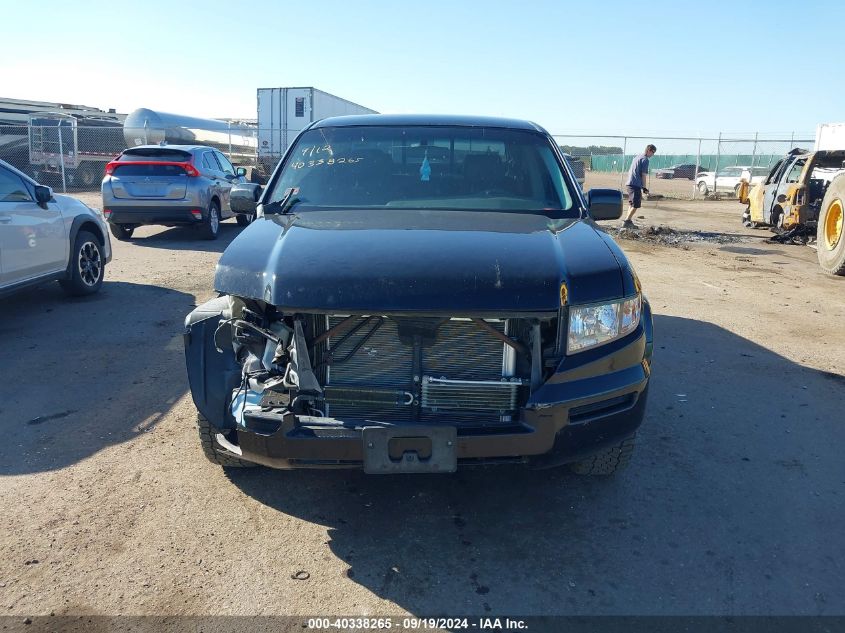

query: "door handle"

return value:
[0, 215, 12, 224]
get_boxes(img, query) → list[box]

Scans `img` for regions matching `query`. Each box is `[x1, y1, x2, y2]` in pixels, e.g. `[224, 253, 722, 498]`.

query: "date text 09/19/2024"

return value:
[306, 617, 528, 630]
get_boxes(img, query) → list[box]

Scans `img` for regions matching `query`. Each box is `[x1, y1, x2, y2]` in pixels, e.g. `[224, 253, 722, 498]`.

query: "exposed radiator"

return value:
[326, 317, 411, 390]
[320, 315, 526, 424]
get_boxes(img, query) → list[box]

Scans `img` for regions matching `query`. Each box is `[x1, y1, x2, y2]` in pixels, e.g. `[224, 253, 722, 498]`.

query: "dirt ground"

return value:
[1, 193, 843, 624]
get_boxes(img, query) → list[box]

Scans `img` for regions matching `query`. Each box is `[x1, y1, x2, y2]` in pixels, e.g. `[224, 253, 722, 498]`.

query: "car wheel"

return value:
[59, 230, 105, 296]
[568, 435, 636, 475]
[109, 224, 135, 241]
[236, 212, 254, 227]
[816, 174, 845, 275]
[197, 412, 256, 468]
[696, 181, 708, 196]
[200, 200, 221, 240]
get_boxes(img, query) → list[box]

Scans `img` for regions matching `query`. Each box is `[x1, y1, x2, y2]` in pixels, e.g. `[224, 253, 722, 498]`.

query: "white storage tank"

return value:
[123, 108, 257, 164]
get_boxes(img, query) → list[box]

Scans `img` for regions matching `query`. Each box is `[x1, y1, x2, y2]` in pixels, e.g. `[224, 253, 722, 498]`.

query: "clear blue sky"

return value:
[2, 0, 841, 138]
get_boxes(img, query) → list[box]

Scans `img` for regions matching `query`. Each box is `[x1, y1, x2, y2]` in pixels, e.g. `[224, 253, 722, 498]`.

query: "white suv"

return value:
[0, 159, 111, 297]
[696, 166, 768, 196]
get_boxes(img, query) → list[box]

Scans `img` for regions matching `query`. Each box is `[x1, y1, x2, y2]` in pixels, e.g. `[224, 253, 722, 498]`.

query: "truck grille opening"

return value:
[313, 315, 529, 426]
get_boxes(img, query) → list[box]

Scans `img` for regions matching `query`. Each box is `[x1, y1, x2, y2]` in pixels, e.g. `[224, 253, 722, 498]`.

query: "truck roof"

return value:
[310, 113, 547, 133]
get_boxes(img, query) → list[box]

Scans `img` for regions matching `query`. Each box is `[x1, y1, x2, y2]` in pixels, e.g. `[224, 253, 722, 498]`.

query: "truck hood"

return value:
[214, 209, 626, 313]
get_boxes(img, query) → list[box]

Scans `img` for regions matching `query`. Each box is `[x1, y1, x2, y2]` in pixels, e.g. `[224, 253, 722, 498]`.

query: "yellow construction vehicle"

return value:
[738, 125, 845, 275]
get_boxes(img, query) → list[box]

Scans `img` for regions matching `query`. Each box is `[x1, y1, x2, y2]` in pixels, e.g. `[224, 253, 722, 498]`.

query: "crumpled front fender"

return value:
[184, 296, 240, 430]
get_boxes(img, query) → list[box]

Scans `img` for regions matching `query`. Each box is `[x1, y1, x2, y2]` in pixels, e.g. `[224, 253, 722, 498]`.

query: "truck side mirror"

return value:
[230, 183, 263, 214]
[586, 188, 623, 220]
[235, 167, 247, 178]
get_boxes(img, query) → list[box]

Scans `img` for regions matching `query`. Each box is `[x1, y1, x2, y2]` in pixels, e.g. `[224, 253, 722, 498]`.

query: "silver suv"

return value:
[101, 145, 248, 241]
[0, 158, 111, 297]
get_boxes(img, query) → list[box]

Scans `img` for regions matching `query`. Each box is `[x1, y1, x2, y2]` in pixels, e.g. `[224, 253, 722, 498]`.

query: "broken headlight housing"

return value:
[566, 294, 642, 354]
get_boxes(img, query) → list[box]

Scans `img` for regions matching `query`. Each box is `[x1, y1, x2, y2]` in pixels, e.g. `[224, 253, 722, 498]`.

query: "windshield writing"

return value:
[269, 126, 575, 214]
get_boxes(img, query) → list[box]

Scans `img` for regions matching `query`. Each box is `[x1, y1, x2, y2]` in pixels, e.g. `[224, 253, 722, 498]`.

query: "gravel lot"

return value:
[1, 193, 843, 620]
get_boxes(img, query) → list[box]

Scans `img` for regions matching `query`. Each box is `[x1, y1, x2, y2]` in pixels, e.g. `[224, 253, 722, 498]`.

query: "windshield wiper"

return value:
[263, 187, 302, 215]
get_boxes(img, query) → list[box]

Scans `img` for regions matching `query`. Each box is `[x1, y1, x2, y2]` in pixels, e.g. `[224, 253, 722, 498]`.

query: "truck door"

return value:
[766, 158, 805, 225]
[760, 159, 788, 224]
[0, 165, 66, 286]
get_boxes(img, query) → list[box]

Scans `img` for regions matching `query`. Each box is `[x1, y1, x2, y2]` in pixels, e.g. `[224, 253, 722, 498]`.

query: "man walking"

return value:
[622, 144, 656, 229]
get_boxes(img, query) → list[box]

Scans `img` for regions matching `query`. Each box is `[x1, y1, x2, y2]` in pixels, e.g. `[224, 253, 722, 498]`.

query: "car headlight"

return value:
[567, 294, 642, 354]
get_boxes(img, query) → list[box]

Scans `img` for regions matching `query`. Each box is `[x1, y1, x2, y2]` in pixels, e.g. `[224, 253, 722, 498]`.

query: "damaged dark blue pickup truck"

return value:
[184, 114, 653, 474]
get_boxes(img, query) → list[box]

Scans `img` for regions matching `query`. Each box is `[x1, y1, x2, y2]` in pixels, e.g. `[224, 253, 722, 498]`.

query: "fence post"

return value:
[751, 132, 758, 168]
[56, 120, 67, 193]
[228, 122, 233, 159]
[694, 137, 702, 200]
[620, 136, 627, 187]
[789, 132, 794, 149]
[714, 132, 722, 197]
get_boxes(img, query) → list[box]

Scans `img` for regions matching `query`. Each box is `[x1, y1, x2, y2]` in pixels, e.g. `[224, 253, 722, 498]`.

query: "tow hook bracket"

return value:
[362, 426, 457, 474]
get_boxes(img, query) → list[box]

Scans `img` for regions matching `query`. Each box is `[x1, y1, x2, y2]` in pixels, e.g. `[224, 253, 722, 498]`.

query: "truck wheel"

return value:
[197, 412, 256, 468]
[59, 230, 105, 296]
[569, 435, 636, 475]
[77, 162, 100, 189]
[817, 175, 845, 275]
[109, 224, 135, 241]
[200, 200, 221, 240]
[236, 212, 254, 227]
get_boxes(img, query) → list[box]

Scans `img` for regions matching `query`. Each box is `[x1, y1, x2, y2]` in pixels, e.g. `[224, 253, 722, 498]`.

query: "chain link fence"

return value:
[553, 133, 814, 200]
[1, 122, 126, 191]
[0, 121, 264, 192]
[0, 121, 814, 201]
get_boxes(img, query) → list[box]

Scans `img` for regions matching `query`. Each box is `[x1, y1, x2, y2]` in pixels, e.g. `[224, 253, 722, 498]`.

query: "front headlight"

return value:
[567, 295, 642, 354]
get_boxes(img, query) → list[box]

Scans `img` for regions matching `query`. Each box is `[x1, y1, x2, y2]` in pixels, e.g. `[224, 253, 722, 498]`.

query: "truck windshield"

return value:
[268, 126, 575, 214]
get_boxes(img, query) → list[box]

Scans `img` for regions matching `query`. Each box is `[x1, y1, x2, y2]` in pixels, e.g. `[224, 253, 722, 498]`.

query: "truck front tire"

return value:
[817, 175, 845, 276]
[568, 435, 636, 475]
[197, 413, 255, 468]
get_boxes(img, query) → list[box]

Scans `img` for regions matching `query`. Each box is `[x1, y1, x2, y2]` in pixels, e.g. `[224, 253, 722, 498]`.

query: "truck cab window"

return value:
[785, 160, 805, 184]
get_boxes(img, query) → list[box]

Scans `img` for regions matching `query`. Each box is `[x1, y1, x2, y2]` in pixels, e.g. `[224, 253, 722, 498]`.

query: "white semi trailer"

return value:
[257, 87, 376, 173]
[815, 122, 845, 151]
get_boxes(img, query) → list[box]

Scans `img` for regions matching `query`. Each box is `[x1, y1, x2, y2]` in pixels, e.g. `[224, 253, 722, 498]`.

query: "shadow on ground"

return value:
[117, 221, 243, 253]
[0, 281, 194, 475]
[226, 315, 845, 616]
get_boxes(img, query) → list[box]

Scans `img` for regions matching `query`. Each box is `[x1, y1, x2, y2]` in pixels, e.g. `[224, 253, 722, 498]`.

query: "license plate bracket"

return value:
[362, 426, 457, 474]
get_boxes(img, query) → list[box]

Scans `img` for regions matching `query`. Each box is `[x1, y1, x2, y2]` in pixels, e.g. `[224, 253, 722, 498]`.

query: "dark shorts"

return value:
[626, 186, 642, 209]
